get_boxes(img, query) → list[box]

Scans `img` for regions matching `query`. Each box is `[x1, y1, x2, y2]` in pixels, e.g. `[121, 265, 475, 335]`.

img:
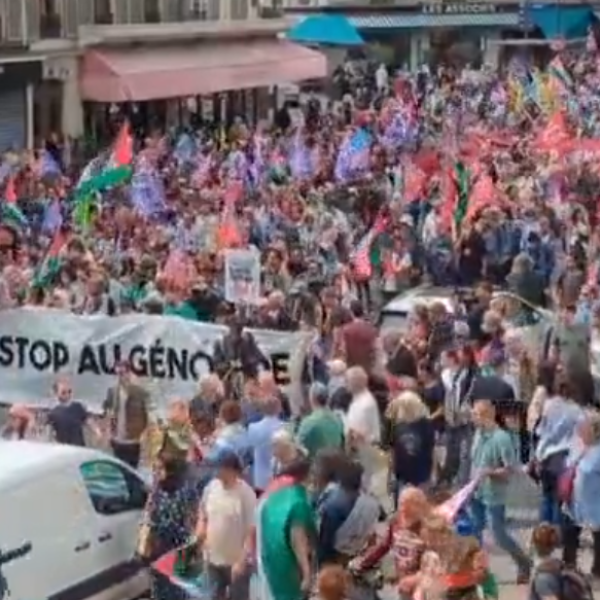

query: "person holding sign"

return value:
[213, 318, 270, 399]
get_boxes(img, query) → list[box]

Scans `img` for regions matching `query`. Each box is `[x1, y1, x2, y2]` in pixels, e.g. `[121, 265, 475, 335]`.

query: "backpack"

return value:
[533, 561, 594, 600]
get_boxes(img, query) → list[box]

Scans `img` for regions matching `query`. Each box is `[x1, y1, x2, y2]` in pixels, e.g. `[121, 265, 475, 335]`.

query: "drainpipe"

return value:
[20, 0, 28, 45]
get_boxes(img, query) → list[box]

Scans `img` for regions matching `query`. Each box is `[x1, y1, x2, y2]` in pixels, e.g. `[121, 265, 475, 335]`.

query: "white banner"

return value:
[0, 308, 309, 411]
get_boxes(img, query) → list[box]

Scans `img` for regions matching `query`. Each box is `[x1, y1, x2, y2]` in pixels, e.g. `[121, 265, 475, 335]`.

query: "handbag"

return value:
[557, 453, 585, 504]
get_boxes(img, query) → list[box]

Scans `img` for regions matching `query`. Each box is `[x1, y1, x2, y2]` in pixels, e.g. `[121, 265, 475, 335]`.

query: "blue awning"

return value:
[286, 14, 364, 46]
[525, 5, 593, 39]
[350, 12, 520, 29]
[290, 12, 521, 30]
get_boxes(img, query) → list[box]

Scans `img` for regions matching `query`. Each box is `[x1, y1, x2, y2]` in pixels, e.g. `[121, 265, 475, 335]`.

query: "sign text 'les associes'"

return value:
[421, 0, 497, 14]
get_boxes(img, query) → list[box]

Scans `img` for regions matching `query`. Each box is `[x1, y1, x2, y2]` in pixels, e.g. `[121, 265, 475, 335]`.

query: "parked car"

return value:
[0, 441, 149, 600]
[378, 285, 552, 353]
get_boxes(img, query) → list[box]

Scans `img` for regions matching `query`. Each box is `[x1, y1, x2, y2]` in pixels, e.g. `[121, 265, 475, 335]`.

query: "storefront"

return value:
[77, 35, 327, 138]
[0, 58, 42, 151]
[288, 2, 524, 70]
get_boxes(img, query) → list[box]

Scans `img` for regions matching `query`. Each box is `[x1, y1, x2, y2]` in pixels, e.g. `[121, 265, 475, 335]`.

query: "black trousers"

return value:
[111, 440, 141, 469]
[562, 513, 600, 575]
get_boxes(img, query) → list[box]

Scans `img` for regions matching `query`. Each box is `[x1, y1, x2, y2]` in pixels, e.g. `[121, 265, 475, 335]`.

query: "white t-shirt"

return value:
[345, 390, 381, 445]
[201, 478, 257, 567]
[376, 65, 388, 91]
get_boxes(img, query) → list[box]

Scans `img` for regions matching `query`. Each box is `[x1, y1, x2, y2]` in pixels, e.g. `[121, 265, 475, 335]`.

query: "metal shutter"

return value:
[0, 89, 26, 152]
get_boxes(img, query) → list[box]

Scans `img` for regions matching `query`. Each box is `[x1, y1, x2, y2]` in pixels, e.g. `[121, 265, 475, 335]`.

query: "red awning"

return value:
[79, 40, 327, 102]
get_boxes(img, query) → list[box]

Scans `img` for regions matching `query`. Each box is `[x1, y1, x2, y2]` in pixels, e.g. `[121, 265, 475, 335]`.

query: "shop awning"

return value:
[293, 12, 521, 30]
[79, 40, 327, 103]
[525, 5, 593, 39]
[286, 14, 364, 46]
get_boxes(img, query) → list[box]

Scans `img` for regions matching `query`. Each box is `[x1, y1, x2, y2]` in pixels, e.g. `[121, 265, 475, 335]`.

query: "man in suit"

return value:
[103, 360, 153, 468]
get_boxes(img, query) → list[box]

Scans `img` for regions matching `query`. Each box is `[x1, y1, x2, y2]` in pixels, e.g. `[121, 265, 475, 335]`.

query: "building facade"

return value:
[283, 0, 595, 71]
[0, 0, 321, 149]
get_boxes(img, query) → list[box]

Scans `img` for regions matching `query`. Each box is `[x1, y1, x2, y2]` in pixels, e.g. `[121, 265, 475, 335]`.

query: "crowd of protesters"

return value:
[4, 37, 600, 600]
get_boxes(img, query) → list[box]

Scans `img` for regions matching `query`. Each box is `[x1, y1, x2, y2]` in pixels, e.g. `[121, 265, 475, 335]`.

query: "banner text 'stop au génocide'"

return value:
[0, 308, 309, 411]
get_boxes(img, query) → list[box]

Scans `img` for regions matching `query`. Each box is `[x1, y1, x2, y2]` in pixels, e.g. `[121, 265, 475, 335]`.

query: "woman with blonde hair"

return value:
[387, 391, 435, 506]
[272, 427, 307, 476]
[419, 514, 488, 600]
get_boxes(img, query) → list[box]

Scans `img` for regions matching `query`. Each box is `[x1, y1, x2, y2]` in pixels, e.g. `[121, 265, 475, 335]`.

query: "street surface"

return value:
[1, 406, 595, 600]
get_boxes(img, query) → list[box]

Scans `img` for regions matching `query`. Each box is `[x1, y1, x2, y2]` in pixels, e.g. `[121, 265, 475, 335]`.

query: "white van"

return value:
[0, 441, 150, 600]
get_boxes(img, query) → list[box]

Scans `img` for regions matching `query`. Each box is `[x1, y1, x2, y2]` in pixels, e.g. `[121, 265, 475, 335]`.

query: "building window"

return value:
[40, 0, 62, 38]
[190, 0, 208, 19]
[94, 0, 114, 24]
[231, 0, 249, 19]
[145, 0, 160, 22]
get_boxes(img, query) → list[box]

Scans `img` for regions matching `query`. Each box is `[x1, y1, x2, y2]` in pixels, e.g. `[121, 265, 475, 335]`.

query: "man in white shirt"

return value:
[375, 63, 389, 95]
[344, 366, 382, 491]
[196, 450, 256, 600]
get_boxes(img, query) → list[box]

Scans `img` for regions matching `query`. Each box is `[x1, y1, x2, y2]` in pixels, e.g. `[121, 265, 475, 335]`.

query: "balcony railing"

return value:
[39, 13, 63, 39]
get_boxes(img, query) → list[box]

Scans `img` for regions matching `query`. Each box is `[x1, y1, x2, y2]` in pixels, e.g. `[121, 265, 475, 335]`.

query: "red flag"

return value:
[439, 167, 458, 231]
[114, 122, 133, 166]
[465, 174, 496, 222]
[163, 249, 191, 291]
[217, 183, 243, 249]
[47, 229, 68, 258]
[352, 213, 388, 279]
[413, 149, 440, 176]
[404, 163, 427, 203]
[5, 176, 17, 204]
[536, 112, 570, 152]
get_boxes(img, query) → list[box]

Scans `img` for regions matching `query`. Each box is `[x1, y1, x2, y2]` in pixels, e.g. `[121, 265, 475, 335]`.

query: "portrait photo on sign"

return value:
[224, 249, 260, 304]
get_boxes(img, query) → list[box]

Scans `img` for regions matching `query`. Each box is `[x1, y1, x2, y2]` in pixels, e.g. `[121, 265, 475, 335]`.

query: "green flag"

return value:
[74, 194, 94, 232]
[32, 229, 67, 289]
[453, 162, 471, 229]
[257, 481, 316, 600]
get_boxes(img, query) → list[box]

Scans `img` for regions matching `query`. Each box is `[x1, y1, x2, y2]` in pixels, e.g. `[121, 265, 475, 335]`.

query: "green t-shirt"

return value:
[164, 301, 198, 320]
[471, 427, 518, 506]
[296, 408, 344, 459]
[259, 484, 316, 600]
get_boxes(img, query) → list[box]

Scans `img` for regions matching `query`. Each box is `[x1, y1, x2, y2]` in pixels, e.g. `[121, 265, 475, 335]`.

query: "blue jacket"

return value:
[535, 397, 585, 463]
[571, 442, 600, 529]
[318, 486, 357, 565]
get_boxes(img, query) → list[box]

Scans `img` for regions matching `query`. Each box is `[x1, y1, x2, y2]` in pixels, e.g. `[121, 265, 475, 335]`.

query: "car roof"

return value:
[381, 286, 457, 315]
[381, 285, 550, 318]
[0, 441, 106, 490]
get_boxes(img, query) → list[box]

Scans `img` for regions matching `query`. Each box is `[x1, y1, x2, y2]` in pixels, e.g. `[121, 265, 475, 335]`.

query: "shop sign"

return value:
[421, 1, 497, 13]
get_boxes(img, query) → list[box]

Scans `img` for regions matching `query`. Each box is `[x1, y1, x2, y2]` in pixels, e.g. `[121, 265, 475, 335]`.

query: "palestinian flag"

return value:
[32, 229, 68, 289]
[153, 544, 209, 598]
[76, 122, 133, 198]
[1, 176, 27, 230]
